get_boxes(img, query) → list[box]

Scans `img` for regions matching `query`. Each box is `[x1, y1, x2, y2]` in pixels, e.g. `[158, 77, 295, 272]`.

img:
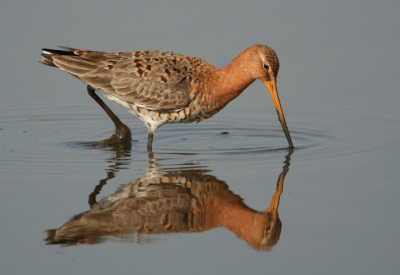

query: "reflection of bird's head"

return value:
[245, 211, 282, 251]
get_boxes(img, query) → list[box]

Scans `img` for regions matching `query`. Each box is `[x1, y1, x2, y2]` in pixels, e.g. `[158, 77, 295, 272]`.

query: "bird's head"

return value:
[249, 44, 293, 148]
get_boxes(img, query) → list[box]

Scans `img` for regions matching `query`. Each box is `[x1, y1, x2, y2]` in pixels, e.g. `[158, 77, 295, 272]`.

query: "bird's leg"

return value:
[87, 85, 132, 146]
[147, 132, 154, 152]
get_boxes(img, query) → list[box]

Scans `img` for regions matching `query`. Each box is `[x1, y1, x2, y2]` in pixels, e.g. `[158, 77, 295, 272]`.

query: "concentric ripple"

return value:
[2, 102, 399, 169]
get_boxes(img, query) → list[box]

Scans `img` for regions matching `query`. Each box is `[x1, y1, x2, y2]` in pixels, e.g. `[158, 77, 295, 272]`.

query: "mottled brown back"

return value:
[40, 46, 213, 111]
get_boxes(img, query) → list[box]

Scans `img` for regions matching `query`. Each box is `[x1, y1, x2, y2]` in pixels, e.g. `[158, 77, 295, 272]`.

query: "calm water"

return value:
[1, 1, 400, 274]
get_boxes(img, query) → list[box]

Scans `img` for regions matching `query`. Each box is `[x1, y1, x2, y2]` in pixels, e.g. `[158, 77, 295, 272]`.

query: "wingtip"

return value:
[41, 49, 52, 55]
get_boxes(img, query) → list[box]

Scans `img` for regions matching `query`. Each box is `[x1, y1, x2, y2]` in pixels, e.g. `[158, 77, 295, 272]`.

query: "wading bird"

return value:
[40, 44, 293, 151]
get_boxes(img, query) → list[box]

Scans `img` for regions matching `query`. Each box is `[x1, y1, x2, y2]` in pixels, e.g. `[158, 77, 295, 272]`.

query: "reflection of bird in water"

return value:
[40, 45, 293, 151]
[45, 153, 291, 250]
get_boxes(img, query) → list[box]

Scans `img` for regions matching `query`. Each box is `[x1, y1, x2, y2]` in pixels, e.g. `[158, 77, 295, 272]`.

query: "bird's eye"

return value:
[263, 64, 269, 70]
[264, 226, 271, 237]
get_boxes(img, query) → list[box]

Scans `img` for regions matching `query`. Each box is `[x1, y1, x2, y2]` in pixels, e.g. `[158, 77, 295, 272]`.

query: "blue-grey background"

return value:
[1, 1, 399, 274]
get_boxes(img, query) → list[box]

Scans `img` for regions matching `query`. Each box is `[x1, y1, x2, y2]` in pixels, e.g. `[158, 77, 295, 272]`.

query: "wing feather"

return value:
[43, 47, 196, 111]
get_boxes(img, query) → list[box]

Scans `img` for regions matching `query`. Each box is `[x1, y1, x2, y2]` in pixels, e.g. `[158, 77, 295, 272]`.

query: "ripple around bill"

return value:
[56, 113, 385, 162]
[56, 120, 323, 161]
[4, 102, 398, 166]
[148, 122, 323, 156]
[143, 107, 400, 161]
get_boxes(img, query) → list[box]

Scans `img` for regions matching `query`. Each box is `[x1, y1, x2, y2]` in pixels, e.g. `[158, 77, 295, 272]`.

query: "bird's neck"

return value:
[205, 50, 256, 110]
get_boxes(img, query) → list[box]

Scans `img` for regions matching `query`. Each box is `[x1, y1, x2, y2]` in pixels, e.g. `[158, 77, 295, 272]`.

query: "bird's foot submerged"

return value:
[87, 85, 132, 149]
[100, 122, 132, 147]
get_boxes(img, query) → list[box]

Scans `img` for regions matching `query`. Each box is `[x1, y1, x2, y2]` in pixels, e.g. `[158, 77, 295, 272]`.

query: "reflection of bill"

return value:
[45, 152, 291, 251]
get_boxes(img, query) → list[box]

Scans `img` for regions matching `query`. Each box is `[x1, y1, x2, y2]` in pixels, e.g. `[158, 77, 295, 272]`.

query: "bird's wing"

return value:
[47, 46, 197, 111]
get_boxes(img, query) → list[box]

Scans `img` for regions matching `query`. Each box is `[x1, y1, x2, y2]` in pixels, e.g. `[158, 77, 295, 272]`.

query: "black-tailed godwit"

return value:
[40, 45, 293, 150]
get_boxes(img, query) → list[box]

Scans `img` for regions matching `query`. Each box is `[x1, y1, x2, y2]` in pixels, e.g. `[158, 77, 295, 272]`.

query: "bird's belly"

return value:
[95, 88, 206, 131]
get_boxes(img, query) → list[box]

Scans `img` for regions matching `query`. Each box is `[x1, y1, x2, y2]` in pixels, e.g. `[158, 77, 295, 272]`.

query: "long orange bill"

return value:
[265, 80, 294, 148]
